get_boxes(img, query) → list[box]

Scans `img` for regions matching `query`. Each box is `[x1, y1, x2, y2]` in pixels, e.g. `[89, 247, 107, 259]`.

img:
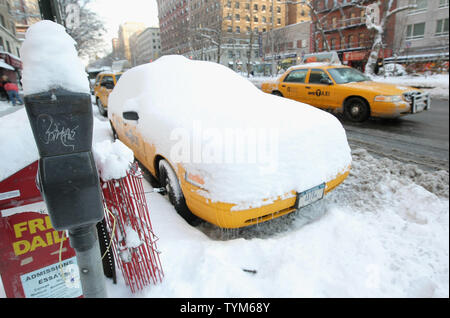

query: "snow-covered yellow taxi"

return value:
[108, 56, 351, 229]
[94, 72, 122, 116]
[261, 64, 430, 122]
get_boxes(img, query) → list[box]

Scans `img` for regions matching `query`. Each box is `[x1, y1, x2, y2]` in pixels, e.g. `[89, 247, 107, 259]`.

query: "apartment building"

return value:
[157, 0, 310, 70]
[118, 22, 147, 62]
[390, 0, 449, 70]
[310, 0, 396, 71]
[0, 0, 23, 83]
[130, 27, 161, 66]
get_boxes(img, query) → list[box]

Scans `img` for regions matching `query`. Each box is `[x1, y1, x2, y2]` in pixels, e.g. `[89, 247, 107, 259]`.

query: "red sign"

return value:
[343, 49, 393, 62]
[343, 51, 367, 62]
[0, 163, 81, 298]
[0, 211, 82, 298]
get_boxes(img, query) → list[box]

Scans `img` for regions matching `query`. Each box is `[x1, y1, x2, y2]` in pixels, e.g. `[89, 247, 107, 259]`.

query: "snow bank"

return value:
[0, 109, 38, 181]
[103, 147, 448, 298]
[93, 139, 134, 181]
[0, 107, 113, 181]
[109, 55, 352, 206]
[20, 20, 90, 96]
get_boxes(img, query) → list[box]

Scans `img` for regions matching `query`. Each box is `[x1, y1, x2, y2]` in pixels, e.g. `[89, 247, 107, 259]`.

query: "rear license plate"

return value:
[296, 183, 325, 209]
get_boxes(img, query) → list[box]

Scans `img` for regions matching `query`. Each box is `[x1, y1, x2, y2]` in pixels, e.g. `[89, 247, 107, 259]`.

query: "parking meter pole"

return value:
[68, 225, 107, 298]
[25, 88, 108, 298]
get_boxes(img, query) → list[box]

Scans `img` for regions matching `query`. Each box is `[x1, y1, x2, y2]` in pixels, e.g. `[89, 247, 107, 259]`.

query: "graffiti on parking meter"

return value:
[37, 114, 79, 151]
[12, 215, 66, 256]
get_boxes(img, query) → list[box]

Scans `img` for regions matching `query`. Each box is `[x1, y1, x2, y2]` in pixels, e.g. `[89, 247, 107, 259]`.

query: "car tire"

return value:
[158, 160, 202, 226]
[97, 98, 107, 117]
[344, 97, 370, 122]
[272, 91, 283, 97]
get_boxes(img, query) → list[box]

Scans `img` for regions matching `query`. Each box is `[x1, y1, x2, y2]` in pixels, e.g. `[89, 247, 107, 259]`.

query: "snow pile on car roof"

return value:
[109, 55, 352, 206]
[20, 20, 90, 96]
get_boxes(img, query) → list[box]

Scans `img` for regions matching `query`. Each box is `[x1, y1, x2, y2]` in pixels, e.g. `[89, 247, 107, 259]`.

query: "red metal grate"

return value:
[101, 163, 163, 293]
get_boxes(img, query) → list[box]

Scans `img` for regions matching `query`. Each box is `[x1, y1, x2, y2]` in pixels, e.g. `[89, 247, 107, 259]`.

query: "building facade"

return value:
[0, 0, 24, 83]
[262, 20, 311, 73]
[10, 0, 40, 41]
[130, 27, 161, 66]
[118, 22, 147, 62]
[389, 0, 449, 72]
[310, 0, 396, 71]
[157, 0, 310, 70]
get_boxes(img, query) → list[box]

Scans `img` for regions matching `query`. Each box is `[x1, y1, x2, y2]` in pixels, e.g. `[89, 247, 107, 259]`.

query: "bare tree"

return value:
[351, 0, 416, 75]
[57, 0, 107, 59]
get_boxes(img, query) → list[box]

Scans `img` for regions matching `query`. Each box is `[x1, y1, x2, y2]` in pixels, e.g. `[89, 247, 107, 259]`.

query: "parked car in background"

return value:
[93, 72, 122, 116]
[261, 64, 431, 122]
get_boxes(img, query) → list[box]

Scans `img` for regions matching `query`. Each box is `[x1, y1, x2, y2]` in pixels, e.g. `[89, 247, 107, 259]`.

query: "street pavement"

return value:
[342, 98, 449, 171]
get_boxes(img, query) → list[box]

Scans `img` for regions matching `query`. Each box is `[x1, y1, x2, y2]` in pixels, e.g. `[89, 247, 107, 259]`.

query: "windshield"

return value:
[327, 68, 371, 84]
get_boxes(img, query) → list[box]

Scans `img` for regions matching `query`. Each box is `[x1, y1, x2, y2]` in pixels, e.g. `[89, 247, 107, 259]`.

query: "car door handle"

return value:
[281, 85, 286, 87]
[305, 86, 311, 89]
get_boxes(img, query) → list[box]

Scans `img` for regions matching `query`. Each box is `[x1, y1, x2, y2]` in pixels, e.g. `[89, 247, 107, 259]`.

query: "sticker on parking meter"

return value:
[20, 256, 82, 298]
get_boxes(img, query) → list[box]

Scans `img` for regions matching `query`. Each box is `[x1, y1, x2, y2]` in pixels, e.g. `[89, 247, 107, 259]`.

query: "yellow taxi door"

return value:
[304, 69, 334, 110]
[120, 112, 148, 165]
[279, 68, 309, 103]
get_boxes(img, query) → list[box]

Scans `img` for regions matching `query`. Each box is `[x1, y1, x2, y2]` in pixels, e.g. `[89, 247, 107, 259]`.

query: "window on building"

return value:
[406, 22, 426, 39]
[358, 34, 365, 47]
[435, 18, 449, 35]
[408, 0, 427, 13]
[236, 26, 240, 33]
[347, 34, 355, 48]
[330, 38, 337, 50]
[439, 0, 449, 7]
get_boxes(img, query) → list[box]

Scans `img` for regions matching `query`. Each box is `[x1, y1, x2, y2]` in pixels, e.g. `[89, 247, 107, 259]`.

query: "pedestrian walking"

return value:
[3, 78, 23, 106]
[0, 75, 10, 102]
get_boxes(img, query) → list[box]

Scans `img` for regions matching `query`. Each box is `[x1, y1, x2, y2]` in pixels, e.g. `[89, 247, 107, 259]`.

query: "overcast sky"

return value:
[86, 0, 159, 50]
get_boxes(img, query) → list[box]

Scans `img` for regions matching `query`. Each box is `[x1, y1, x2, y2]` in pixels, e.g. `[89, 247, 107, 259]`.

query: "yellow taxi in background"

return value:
[261, 64, 430, 122]
[93, 72, 122, 116]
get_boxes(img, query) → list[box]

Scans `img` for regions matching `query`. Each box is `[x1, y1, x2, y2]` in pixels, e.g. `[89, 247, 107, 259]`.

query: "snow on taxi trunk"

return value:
[108, 55, 352, 228]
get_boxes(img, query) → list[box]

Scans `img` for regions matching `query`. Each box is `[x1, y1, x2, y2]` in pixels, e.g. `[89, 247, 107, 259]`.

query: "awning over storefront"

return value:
[342, 48, 392, 62]
[0, 52, 23, 70]
[0, 59, 15, 71]
[384, 52, 449, 63]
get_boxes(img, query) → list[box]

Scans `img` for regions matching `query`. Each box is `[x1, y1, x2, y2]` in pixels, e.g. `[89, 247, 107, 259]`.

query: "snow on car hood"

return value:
[109, 55, 352, 205]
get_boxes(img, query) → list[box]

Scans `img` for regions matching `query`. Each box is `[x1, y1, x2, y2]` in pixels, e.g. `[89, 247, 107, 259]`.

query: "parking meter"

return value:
[24, 88, 107, 298]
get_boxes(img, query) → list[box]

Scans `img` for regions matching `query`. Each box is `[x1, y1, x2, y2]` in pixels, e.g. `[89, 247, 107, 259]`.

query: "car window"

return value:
[101, 76, 114, 85]
[327, 67, 371, 84]
[284, 69, 308, 83]
[114, 74, 122, 83]
[308, 69, 331, 84]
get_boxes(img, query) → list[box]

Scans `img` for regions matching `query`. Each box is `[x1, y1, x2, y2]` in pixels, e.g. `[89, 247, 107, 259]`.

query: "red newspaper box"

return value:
[0, 162, 82, 298]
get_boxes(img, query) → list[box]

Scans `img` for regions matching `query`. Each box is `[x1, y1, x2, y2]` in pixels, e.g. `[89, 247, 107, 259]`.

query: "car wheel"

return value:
[158, 160, 202, 226]
[97, 98, 107, 117]
[344, 97, 370, 122]
[272, 91, 283, 97]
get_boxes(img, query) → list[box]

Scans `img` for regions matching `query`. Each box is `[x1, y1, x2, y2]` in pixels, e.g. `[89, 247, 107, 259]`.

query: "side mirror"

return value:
[123, 111, 139, 121]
